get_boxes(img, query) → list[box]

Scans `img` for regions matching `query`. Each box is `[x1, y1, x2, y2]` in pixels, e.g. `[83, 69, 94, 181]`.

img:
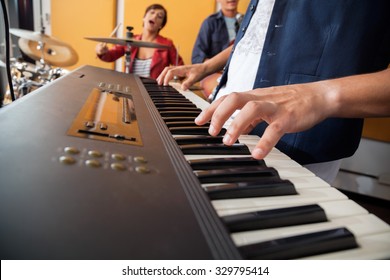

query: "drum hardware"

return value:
[10, 28, 71, 47]
[10, 28, 78, 67]
[3, 28, 76, 105]
[84, 35, 170, 49]
[3, 57, 67, 105]
[16, 79, 43, 97]
[18, 37, 78, 67]
[124, 26, 134, 74]
[85, 26, 169, 74]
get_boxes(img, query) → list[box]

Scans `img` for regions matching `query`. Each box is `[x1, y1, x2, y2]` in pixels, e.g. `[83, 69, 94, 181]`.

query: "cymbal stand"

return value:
[35, 40, 53, 79]
[124, 26, 133, 74]
[35, 1, 51, 75]
[18, 79, 42, 97]
[37, 41, 47, 65]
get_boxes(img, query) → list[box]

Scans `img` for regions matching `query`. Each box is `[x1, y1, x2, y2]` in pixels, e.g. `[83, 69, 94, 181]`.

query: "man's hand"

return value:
[195, 83, 329, 159]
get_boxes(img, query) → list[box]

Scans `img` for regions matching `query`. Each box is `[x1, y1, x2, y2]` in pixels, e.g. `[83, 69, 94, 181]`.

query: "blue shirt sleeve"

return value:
[191, 19, 213, 64]
[191, 13, 230, 64]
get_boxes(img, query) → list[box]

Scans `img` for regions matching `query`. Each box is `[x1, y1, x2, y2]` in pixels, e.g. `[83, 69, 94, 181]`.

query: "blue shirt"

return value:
[191, 11, 231, 64]
[216, 0, 390, 165]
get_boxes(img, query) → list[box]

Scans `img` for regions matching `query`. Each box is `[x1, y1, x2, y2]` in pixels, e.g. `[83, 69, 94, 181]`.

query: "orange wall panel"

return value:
[239, 0, 251, 12]
[51, 0, 251, 70]
[51, 0, 116, 70]
[362, 118, 390, 143]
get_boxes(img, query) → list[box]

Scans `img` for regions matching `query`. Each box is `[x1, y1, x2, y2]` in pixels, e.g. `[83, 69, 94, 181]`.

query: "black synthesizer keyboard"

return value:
[0, 65, 389, 259]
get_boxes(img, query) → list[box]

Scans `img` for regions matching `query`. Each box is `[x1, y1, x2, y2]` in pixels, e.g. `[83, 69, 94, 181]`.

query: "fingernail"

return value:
[253, 148, 265, 158]
[223, 133, 233, 145]
[194, 113, 203, 123]
[208, 124, 216, 135]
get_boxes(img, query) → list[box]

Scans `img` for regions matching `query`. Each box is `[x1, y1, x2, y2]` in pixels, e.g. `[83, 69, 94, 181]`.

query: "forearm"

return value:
[98, 45, 125, 62]
[202, 46, 232, 76]
[323, 68, 390, 118]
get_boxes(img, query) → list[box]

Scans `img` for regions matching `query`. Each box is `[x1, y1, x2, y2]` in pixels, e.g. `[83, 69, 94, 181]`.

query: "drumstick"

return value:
[97, 23, 121, 58]
[102, 22, 122, 47]
[174, 45, 180, 81]
[175, 45, 180, 66]
[110, 22, 122, 37]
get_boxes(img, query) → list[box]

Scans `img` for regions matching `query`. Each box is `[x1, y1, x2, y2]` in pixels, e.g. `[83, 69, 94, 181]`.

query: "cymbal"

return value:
[10, 28, 70, 47]
[84, 36, 170, 49]
[18, 38, 79, 67]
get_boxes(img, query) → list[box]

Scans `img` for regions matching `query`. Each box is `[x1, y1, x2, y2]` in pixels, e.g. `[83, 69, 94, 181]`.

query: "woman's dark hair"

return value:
[144, 4, 168, 30]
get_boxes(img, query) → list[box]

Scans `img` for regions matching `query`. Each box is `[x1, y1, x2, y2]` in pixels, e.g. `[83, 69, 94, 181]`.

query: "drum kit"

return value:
[3, 28, 78, 104]
[3, 25, 169, 104]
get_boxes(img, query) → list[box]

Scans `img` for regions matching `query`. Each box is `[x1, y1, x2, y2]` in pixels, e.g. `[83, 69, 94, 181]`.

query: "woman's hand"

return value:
[95, 43, 108, 56]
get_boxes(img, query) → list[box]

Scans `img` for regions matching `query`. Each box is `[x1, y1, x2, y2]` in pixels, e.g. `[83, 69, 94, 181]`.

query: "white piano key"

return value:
[287, 176, 329, 189]
[171, 83, 210, 110]
[212, 187, 347, 212]
[238, 135, 309, 169]
[300, 232, 390, 260]
[217, 199, 369, 218]
[232, 214, 390, 247]
[186, 156, 315, 179]
[277, 167, 316, 178]
[264, 158, 303, 169]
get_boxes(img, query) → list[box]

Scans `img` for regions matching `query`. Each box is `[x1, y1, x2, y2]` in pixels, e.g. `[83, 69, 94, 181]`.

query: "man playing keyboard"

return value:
[157, 0, 390, 184]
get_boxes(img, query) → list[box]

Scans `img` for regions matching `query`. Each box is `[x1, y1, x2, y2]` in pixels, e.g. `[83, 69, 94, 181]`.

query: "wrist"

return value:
[318, 79, 342, 119]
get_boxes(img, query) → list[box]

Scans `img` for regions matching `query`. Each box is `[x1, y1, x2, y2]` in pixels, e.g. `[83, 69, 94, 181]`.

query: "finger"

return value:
[181, 76, 195, 91]
[222, 100, 265, 145]
[252, 121, 285, 159]
[208, 93, 251, 137]
[194, 97, 225, 125]
[163, 68, 176, 86]
[156, 67, 170, 85]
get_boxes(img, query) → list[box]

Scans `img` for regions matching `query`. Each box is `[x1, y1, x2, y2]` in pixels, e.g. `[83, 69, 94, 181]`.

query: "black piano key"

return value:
[152, 98, 191, 103]
[204, 178, 297, 199]
[149, 93, 184, 99]
[148, 90, 179, 94]
[155, 103, 198, 109]
[195, 166, 279, 184]
[180, 143, 248, 155]
[140, 77, 157, 84]
[238, 227, 358, 260]
[160, 111, 201, 117]
[223, 204, 327, 232]
[158, 107, 202, 113]
[150, 95, 187, 100]
[166, 121, 210, 128]
[189, 156, 266, 170]
[145, 86, 179, 93]
[162, 116, 196, 122]
[174, 136, 226, 145]
[170, 127, 226, 136]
